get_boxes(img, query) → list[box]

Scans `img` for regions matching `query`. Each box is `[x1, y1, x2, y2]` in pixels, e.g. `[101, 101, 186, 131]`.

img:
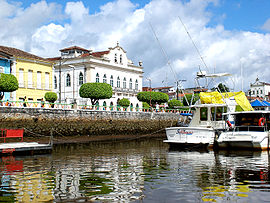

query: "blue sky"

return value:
[2, 0, 270, 89]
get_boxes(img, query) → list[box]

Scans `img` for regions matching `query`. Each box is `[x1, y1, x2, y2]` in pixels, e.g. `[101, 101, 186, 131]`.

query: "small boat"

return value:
[216, 111, 270, 150]
[0, 129, 53, 155]
[164, 103, 228, 148]
[164, 91, 253, 149]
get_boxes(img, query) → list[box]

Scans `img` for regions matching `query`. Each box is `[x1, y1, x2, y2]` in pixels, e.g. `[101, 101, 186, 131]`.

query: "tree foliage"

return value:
[168, 99, 182, 109]
[137, 91, 169, 105]
[182, 93, 200, 106]
[0, 73, 19, 100]
[44, 92, 58, 103]
[79, 83, 112, 105]
[118, 98, 130, 108]
[142, 102, 150, 109]
[212, 83, 230, 93]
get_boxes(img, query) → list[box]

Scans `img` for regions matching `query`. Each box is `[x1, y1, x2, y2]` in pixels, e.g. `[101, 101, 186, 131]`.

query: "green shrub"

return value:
[168, 99, 182, 109]
[118, 98, 130, 108]
[137, 91, 169, 104]
[44, 92, 58, 103]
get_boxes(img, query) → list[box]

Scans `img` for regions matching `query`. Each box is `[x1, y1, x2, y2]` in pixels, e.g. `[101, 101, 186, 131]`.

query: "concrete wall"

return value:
[0, 107, 179, 138]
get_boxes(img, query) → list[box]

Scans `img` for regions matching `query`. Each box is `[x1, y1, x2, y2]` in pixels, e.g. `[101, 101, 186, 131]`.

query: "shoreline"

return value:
[23, 132, 167, 145]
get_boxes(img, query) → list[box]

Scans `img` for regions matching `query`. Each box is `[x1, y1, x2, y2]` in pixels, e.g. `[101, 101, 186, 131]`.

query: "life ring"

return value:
[226, 120, 232, 128]
[258, 117, 266, 126]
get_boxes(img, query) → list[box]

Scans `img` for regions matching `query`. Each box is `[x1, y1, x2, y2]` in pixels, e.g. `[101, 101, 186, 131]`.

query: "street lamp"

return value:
[68, 65, 75, 104]
[146, 78, 152, 108]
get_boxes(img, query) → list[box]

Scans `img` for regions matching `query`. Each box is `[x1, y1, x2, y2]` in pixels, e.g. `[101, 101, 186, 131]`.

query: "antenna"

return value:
[149, 22, 190, 105]
[178, 16, 209, 73]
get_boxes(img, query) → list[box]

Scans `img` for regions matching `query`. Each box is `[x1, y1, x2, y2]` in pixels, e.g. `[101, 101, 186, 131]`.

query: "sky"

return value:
[1, 0, 270, 91]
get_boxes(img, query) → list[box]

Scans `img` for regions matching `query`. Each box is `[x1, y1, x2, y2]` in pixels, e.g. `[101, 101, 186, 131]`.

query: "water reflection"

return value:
[0, 139, 270, 202]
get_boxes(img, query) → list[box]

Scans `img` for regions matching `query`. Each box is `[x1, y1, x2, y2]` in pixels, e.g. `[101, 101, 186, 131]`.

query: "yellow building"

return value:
[0, 46, 53, 102]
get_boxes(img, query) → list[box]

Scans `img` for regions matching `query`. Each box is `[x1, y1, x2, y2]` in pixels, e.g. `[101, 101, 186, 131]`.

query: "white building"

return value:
[249, 78, 270, 100]
[49, 43, 143, 109]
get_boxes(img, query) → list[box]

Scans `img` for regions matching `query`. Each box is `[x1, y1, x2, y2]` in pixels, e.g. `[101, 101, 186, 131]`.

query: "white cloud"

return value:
[1, 0, 270, 91]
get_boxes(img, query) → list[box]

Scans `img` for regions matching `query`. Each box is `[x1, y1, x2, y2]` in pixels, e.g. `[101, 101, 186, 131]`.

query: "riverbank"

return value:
[0, 107, 178, 144]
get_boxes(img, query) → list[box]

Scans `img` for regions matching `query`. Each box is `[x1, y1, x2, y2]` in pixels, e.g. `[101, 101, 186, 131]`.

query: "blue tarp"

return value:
[251, 99, 270, 107]
[180, 113, 193, 116]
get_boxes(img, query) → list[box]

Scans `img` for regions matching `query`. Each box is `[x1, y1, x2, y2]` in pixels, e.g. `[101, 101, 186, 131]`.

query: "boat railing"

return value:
[233, 125, 267, 132]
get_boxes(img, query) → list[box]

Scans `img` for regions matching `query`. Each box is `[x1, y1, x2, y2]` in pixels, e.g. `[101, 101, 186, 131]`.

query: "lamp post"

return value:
[68, 65, 75, 104]
[146, 78, 152, 109]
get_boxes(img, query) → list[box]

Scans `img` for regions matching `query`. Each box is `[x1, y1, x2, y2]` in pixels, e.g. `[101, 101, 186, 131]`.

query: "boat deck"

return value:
[0, 142, 52, 155]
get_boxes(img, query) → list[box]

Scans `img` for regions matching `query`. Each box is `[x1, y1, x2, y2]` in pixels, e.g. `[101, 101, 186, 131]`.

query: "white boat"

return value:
[164, 103, 228, 148]
[164, 91, 253, 148]
[217, 111, 270, 150]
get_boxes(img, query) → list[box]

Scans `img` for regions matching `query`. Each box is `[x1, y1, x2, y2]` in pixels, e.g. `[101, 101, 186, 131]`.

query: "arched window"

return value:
[96, 73, 99, 83]
[79, 72, 83, 85]
[120, 54, 122, 64]
[66, 74, 71, 87]
[135, 79, 138, 90]
[123, 77, 126, 88]
[129, 78, 132, 89]
[117, 76, 120, 88]
[114, 53, 117, 63]
[103, 74, 107, 83]
[110, 75, 114, 87]
[54, 76, 57, 89]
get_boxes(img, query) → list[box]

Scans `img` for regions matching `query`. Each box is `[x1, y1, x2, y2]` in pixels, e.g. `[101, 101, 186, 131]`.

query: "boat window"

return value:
[200, 107, 208, 121]
[211, 107, 226, 121]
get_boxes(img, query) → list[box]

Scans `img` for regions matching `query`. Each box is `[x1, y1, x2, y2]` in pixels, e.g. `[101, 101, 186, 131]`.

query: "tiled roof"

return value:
[0, 45, 48, 61]
[46, 57, 61, 61]
[91, 51, 110, 58]
[60, 46, 89, 52]
[152, 86, 173, 90]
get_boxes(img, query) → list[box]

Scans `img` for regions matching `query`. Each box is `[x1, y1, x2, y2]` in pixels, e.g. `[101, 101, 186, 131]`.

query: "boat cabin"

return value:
[224, 111, 270, 132]
[189, 104, 228, 129]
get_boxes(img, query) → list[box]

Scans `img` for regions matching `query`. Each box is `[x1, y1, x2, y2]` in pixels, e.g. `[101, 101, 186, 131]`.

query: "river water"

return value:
[1, 138, 270, 202]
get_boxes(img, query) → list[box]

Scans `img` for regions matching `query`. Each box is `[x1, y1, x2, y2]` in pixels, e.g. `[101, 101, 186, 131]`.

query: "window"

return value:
[45, 72, 50, 89]
[79, 72, 83, 85]
[37, 71, 41, 89]
[252, 90, 255, 95]
[120, 54, 122, 63]
[129, 78, 132, 89]
[66, 73, 71, 87]
[110, 75, 114, 87]
[28, 70, 33, 88]
[261, 90, 263, 94]
[114, 53, 117, 63]
[123, 77, 126, 88]
[96, 73, 99, 83]
[117, 76, 120, 88]
[257, 90, 259, 94]
[103, 74, 107, 83]
[19, 69, 24, 87]
[135, 79, 138, 90]
[54, 76, 57, 89]
[200, 107, 208, 121]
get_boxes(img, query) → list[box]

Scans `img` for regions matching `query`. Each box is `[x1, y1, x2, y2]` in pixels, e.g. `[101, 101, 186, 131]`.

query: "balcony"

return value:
[113, 87, 140, 94]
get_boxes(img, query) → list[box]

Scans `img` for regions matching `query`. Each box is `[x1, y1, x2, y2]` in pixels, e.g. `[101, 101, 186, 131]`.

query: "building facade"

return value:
[0, 46, 53, 102]
[0, 51, 12, 100]
[50, 43, 143, 109]
[249, 78, 270, 100]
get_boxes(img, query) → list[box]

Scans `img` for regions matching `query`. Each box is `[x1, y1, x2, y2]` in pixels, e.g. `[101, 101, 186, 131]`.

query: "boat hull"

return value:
[217, 131, 270, 150]
[164, 127, 215, 148]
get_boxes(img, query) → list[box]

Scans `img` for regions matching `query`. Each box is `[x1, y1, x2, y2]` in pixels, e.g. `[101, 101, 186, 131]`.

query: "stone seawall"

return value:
[0, 107, 179, 140]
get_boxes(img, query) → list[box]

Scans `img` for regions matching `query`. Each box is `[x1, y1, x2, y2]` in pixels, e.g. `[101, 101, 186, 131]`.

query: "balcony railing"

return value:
[113, 87, 140, 94]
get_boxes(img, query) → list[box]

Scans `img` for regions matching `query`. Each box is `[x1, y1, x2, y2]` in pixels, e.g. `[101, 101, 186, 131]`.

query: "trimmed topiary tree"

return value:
[168, 99, 182, 109]
[137, 91, 169, 105]
[79, 82, 112, 105]
[0, 73, 18, 100]
[44, 92, 58, 108]
[118, 98, 130, 108]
